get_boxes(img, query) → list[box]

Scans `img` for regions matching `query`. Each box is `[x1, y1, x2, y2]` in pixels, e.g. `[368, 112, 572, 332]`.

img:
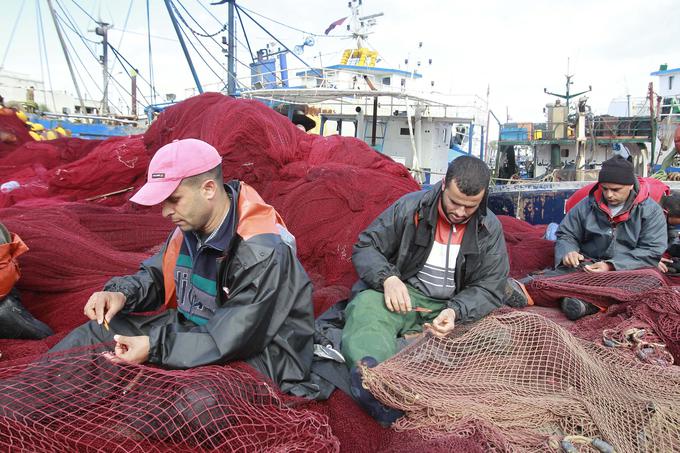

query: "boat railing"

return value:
[500, 116, 654, 143]
[40, 112, 142, 126]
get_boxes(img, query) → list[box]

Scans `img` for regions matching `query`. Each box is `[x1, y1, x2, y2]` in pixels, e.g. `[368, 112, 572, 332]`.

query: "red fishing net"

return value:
[0, 93, 418, 451]
[1, 92, 679, 452]
[0, 346, 338, 452]
[0, 108, 33, 156]
[497, 216, 553, 278]
[526, 268, 667, 308]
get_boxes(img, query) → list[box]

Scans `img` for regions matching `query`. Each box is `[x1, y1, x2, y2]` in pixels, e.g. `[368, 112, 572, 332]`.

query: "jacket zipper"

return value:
[443, 224, 455, 292]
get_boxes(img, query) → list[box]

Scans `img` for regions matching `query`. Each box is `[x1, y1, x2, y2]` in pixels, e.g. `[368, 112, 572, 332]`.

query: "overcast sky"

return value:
[1, 0, 678, 122]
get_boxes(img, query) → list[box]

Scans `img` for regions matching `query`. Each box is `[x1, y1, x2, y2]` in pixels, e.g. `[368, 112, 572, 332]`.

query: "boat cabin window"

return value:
[670, 76, 674, 91]
[400, 127, 414, 136]
[561, 149, 570, 157]
[382, 77, 391, 86]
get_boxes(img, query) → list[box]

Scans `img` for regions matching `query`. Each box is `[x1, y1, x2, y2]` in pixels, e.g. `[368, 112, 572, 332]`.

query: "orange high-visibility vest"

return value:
[0, 231, 29, 298]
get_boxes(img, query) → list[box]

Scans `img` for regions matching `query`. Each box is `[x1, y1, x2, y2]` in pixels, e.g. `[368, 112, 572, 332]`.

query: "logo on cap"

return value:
[151, 172, 166, 179]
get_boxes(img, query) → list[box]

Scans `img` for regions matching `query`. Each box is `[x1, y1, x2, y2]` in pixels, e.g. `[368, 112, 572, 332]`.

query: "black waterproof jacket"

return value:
[352, 184, 509, 323]
[104, 181, 315, 395]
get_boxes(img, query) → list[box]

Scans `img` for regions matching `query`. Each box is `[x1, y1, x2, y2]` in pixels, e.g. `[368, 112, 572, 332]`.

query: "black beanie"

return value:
[598, 156, 635, 185]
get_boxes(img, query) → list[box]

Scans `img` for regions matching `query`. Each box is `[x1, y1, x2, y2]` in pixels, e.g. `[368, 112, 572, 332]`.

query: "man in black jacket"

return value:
[341, 156, 509, 424]
[51, 139, 316, 396]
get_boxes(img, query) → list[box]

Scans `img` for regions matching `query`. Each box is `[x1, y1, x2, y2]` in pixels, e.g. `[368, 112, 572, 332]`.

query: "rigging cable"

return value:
[107, 44, 151, 106]
[55, 8, 128, 114]
[146, 0, 157, 104]
[36, 0, 58, 112]
[191, 0, 253, 63]
[108, 0, 134, 76]
[172, 0, 253, 90]
[52, 2, 102, 99]
[236, 4, 322, 79]
[238, 4, 351, 38]
[234, 5, 255, 63]
[35, 1, 50, 110]
[0, 0, 27, 70]
[170, 0, 227, 38]
[67, 0, 96, 23]
[172, 8, 246, 91]
[54, 0, 97, 45]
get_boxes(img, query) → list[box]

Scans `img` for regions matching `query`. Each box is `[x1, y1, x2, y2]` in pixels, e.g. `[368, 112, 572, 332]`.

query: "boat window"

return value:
[561, 149, 569, 157]
[382, 77, 391, 86]
[400, 127, 414, 136]
[670, 76, 674, 91]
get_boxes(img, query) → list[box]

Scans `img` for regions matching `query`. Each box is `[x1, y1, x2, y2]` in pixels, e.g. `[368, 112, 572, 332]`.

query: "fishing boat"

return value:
[488, 67, 680, 224]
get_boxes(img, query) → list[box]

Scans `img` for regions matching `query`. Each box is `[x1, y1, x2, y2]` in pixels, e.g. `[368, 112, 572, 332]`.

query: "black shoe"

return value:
[504, 278, 529, 308]
[0, 289, 53, 340]
[560, 297, 600, 321]
[349, 356, 404, 427]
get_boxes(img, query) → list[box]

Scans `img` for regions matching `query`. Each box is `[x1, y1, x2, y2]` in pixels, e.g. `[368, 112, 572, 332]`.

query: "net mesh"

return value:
[526, 268, 667, 308]
[2, 92, 680, 451]
[362, 310, 680, 453]
[0, 346, 339, 452]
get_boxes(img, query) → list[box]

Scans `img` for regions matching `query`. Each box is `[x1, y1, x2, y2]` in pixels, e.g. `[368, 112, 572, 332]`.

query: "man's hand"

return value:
[383, 276, 412, 313]
[84, 291, 126, 325]
[658, 257, 672, 273]
[424, 308, 456, 338]
[113, 335, 150, 364]
[583, 261, 613, 273]
[562, 251, 585, 268]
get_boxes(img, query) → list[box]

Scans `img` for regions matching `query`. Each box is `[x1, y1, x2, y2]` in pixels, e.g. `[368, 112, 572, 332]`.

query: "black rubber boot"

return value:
[560, 297, 600, 321]
[503, 278, 529, 308]
[0, 289, 53, 340]
[349, 357, 404, 427]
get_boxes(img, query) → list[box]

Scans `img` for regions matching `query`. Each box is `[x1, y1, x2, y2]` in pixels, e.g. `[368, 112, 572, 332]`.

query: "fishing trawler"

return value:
[488, 68, 680, 224]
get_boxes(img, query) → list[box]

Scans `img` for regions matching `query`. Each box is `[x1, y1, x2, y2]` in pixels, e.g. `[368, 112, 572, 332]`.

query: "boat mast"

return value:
[45, 0, 86, 114]
[227, 0, 236, 96]
[164, 0, 204, 94]
[347, 0, 383, 49]
[95, 21, 111, 115]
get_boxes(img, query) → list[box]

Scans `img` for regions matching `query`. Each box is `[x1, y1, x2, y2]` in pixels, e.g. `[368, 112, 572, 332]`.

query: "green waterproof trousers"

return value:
[341, 285, 447, 367]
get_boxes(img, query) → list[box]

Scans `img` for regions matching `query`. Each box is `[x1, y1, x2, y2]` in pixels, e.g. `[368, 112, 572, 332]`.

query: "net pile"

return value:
[0, 108, 34, 155]
[0, 347, 339, 452]
[0, 93, 419, 451]
[498, 216, 553, 278]
[1, 92, 679, 451]
[526, 268, 667, 309]
[362, 311, 680, 453]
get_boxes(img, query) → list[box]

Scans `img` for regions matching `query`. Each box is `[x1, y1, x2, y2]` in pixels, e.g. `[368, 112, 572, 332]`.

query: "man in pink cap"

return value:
[51, 138, 317, 396]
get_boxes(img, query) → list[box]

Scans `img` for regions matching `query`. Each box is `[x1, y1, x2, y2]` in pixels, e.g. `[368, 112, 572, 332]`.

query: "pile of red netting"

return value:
[0, 93, 421, 451]
[2, 92, 680, 452]
[363, 311, 680, 452]
[0, 346, 338, 452]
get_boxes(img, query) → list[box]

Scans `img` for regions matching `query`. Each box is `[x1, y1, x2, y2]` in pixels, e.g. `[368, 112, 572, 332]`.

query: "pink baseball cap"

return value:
[130, 138, 222, 206]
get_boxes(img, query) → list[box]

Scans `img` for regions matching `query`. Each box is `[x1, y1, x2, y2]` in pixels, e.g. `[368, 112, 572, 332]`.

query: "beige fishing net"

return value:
[361, 311, 680, 452]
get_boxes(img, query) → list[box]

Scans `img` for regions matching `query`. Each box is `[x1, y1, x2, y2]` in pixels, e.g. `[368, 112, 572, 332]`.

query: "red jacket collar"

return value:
[590, 177, 649, 223]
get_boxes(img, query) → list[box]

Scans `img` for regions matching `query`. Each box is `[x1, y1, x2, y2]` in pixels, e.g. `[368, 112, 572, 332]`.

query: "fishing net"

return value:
[526, 268, 667, 308]
[362, 311, 680, 453]
[498, 216, 553, 278]
[0, 93, 417, 450]
[0, 346, 339, 452]
[2, 92, 679, 452]
[0, 108, 33, 156]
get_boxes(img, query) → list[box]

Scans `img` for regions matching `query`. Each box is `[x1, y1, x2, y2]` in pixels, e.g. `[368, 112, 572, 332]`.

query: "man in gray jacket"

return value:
[341, 156, 509, 425]
[553, 155, 666, 319]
